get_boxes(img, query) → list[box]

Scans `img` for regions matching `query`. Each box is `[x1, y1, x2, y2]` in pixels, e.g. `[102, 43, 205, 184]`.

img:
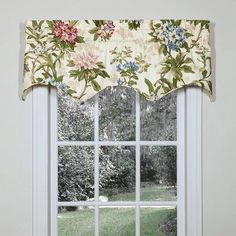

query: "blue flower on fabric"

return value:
[167, 42, 178, 51]
[123, 61, 139, 72]
[117, 78, 125, 86]
[166, 24, 175, 32]
[162, 31, 169, 38]
[160, 22, 186, 51]
[115, 61, 139, 73]
[47, 79, 67, 93]
[59, 83, 67, 92]
[116, 64, 122, 72]
[176, 27, 184, 36]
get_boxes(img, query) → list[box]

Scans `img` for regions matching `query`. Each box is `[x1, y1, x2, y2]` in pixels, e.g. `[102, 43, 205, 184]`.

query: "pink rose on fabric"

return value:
[53, 21, 78, 44]
[74, 52, 99, 70]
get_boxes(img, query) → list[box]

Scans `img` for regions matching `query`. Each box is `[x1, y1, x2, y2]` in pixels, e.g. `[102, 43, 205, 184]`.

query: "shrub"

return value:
[159, 208, 177, 236]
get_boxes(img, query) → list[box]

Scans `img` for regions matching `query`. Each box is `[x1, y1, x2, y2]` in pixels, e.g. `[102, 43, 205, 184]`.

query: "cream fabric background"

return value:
[0, 1, 235, 236]
[23, 20, 212, 101]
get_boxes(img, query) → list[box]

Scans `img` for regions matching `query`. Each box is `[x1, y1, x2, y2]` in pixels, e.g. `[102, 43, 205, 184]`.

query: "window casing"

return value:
[32, 87, 202, 236]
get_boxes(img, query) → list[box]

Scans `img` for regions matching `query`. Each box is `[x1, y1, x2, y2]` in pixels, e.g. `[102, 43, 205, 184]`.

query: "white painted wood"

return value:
[50, 88, 58, 236]
[94, 95, 99, 236]
[177, 89, 186, 236]
[32, 87, 49, 236]
[57, 201, 178, 207]
[57, 140, 177, 146]
[135, 93, 141, 236]
[186, 88, 202, 236]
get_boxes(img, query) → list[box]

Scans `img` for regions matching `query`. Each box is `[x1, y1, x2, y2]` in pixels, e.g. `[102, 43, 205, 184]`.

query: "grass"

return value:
[103, 184, 176, 201]
[58, 207, 175, 236]
[58, 208, 95, 236]
[99, 208, 135, 236]
[58, 185, 177, 236]
[140, 184, 176, 201]
[140, 207, 175, 236]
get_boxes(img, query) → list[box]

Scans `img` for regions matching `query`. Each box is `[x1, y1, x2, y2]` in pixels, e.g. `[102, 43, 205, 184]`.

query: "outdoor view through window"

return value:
[56, 87, 177, 236]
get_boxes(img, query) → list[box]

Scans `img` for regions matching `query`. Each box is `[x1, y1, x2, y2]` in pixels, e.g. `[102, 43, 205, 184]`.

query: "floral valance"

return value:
[22, 19, 212, 101]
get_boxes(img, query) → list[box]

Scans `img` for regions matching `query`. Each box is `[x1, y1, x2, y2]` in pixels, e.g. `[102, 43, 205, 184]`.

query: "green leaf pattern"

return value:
[23, 20, 212, 101]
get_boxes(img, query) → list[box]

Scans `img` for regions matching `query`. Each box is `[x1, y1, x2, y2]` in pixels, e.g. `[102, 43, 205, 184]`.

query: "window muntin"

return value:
[54, 87, 181, 236]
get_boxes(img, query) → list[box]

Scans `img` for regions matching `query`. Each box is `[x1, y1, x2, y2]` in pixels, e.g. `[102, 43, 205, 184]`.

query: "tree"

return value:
[99, 87, 136, 141]
[57, 87, 177, 201]
[141, 146, 177, 186]
[100, 146, 135, 197]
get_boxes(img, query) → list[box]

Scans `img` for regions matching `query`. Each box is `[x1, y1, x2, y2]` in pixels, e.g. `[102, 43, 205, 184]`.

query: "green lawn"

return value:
[58, 209, 95, 236]
[103, 184, 176, 201]
[58, 207, 175, 236]
[58, 185, 176, 236]
[140, 185, 176, 201]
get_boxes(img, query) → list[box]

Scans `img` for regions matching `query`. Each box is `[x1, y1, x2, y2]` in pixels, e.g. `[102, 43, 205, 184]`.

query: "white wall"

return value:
[0, 0, 235, 235]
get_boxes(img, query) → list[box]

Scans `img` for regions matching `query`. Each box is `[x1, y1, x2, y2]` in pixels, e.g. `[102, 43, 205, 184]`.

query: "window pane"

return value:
[58, 91, 94, 141]
[58, 146, 94, 202]
[99, 207, 135, 236]
[140, 92, 177, 141]
[58, 206, 95, 236]
[141, 207, 177, 236]
[99, 146, 135, 201]
[99, 87, 136, 141]
[140, 146, 177, 201]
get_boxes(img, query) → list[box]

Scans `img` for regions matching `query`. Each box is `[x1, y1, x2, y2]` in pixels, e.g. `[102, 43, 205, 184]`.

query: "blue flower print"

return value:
[116, 64, 122, 72]
[59, 82, 67, 92]
[117, 78, 124, 86]
[160, 22, 186, 51]
[115, 61, 139, 73]
[123, 61, 139, 72]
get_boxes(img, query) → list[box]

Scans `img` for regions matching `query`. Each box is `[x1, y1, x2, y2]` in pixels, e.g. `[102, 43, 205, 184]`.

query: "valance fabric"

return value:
[22, 20, 212, 101]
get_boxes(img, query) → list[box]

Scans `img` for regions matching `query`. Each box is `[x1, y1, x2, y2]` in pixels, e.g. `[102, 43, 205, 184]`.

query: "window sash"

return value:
[32, 87, 202, 236]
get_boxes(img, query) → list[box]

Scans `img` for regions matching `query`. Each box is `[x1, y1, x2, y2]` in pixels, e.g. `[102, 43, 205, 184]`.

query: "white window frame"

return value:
[32, 86, 202, 236]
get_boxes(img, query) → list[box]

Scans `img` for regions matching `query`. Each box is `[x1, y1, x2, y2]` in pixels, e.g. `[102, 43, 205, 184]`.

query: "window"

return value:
[32, 87, 202, 236]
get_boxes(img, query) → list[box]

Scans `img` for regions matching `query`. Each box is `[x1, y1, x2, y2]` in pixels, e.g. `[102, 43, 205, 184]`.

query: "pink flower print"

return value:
[53, 21, 78, 44]
[97, 21, 115, 40]
[105, 21, 115, 32]
[66, 27, 78, 44]
[105, 21, 115, 36]
[74, 53, 98, 70]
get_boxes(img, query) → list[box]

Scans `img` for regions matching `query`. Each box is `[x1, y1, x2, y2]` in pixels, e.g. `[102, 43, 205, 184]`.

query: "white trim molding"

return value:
[186, 88, 203, 236]
[32, 87, 50, 236]
[50, 88, 58, 236]
[177, 89, 186, 236]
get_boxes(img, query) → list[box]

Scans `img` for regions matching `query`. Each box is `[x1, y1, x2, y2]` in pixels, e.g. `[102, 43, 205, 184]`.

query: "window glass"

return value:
[56, 87, 177, 235]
